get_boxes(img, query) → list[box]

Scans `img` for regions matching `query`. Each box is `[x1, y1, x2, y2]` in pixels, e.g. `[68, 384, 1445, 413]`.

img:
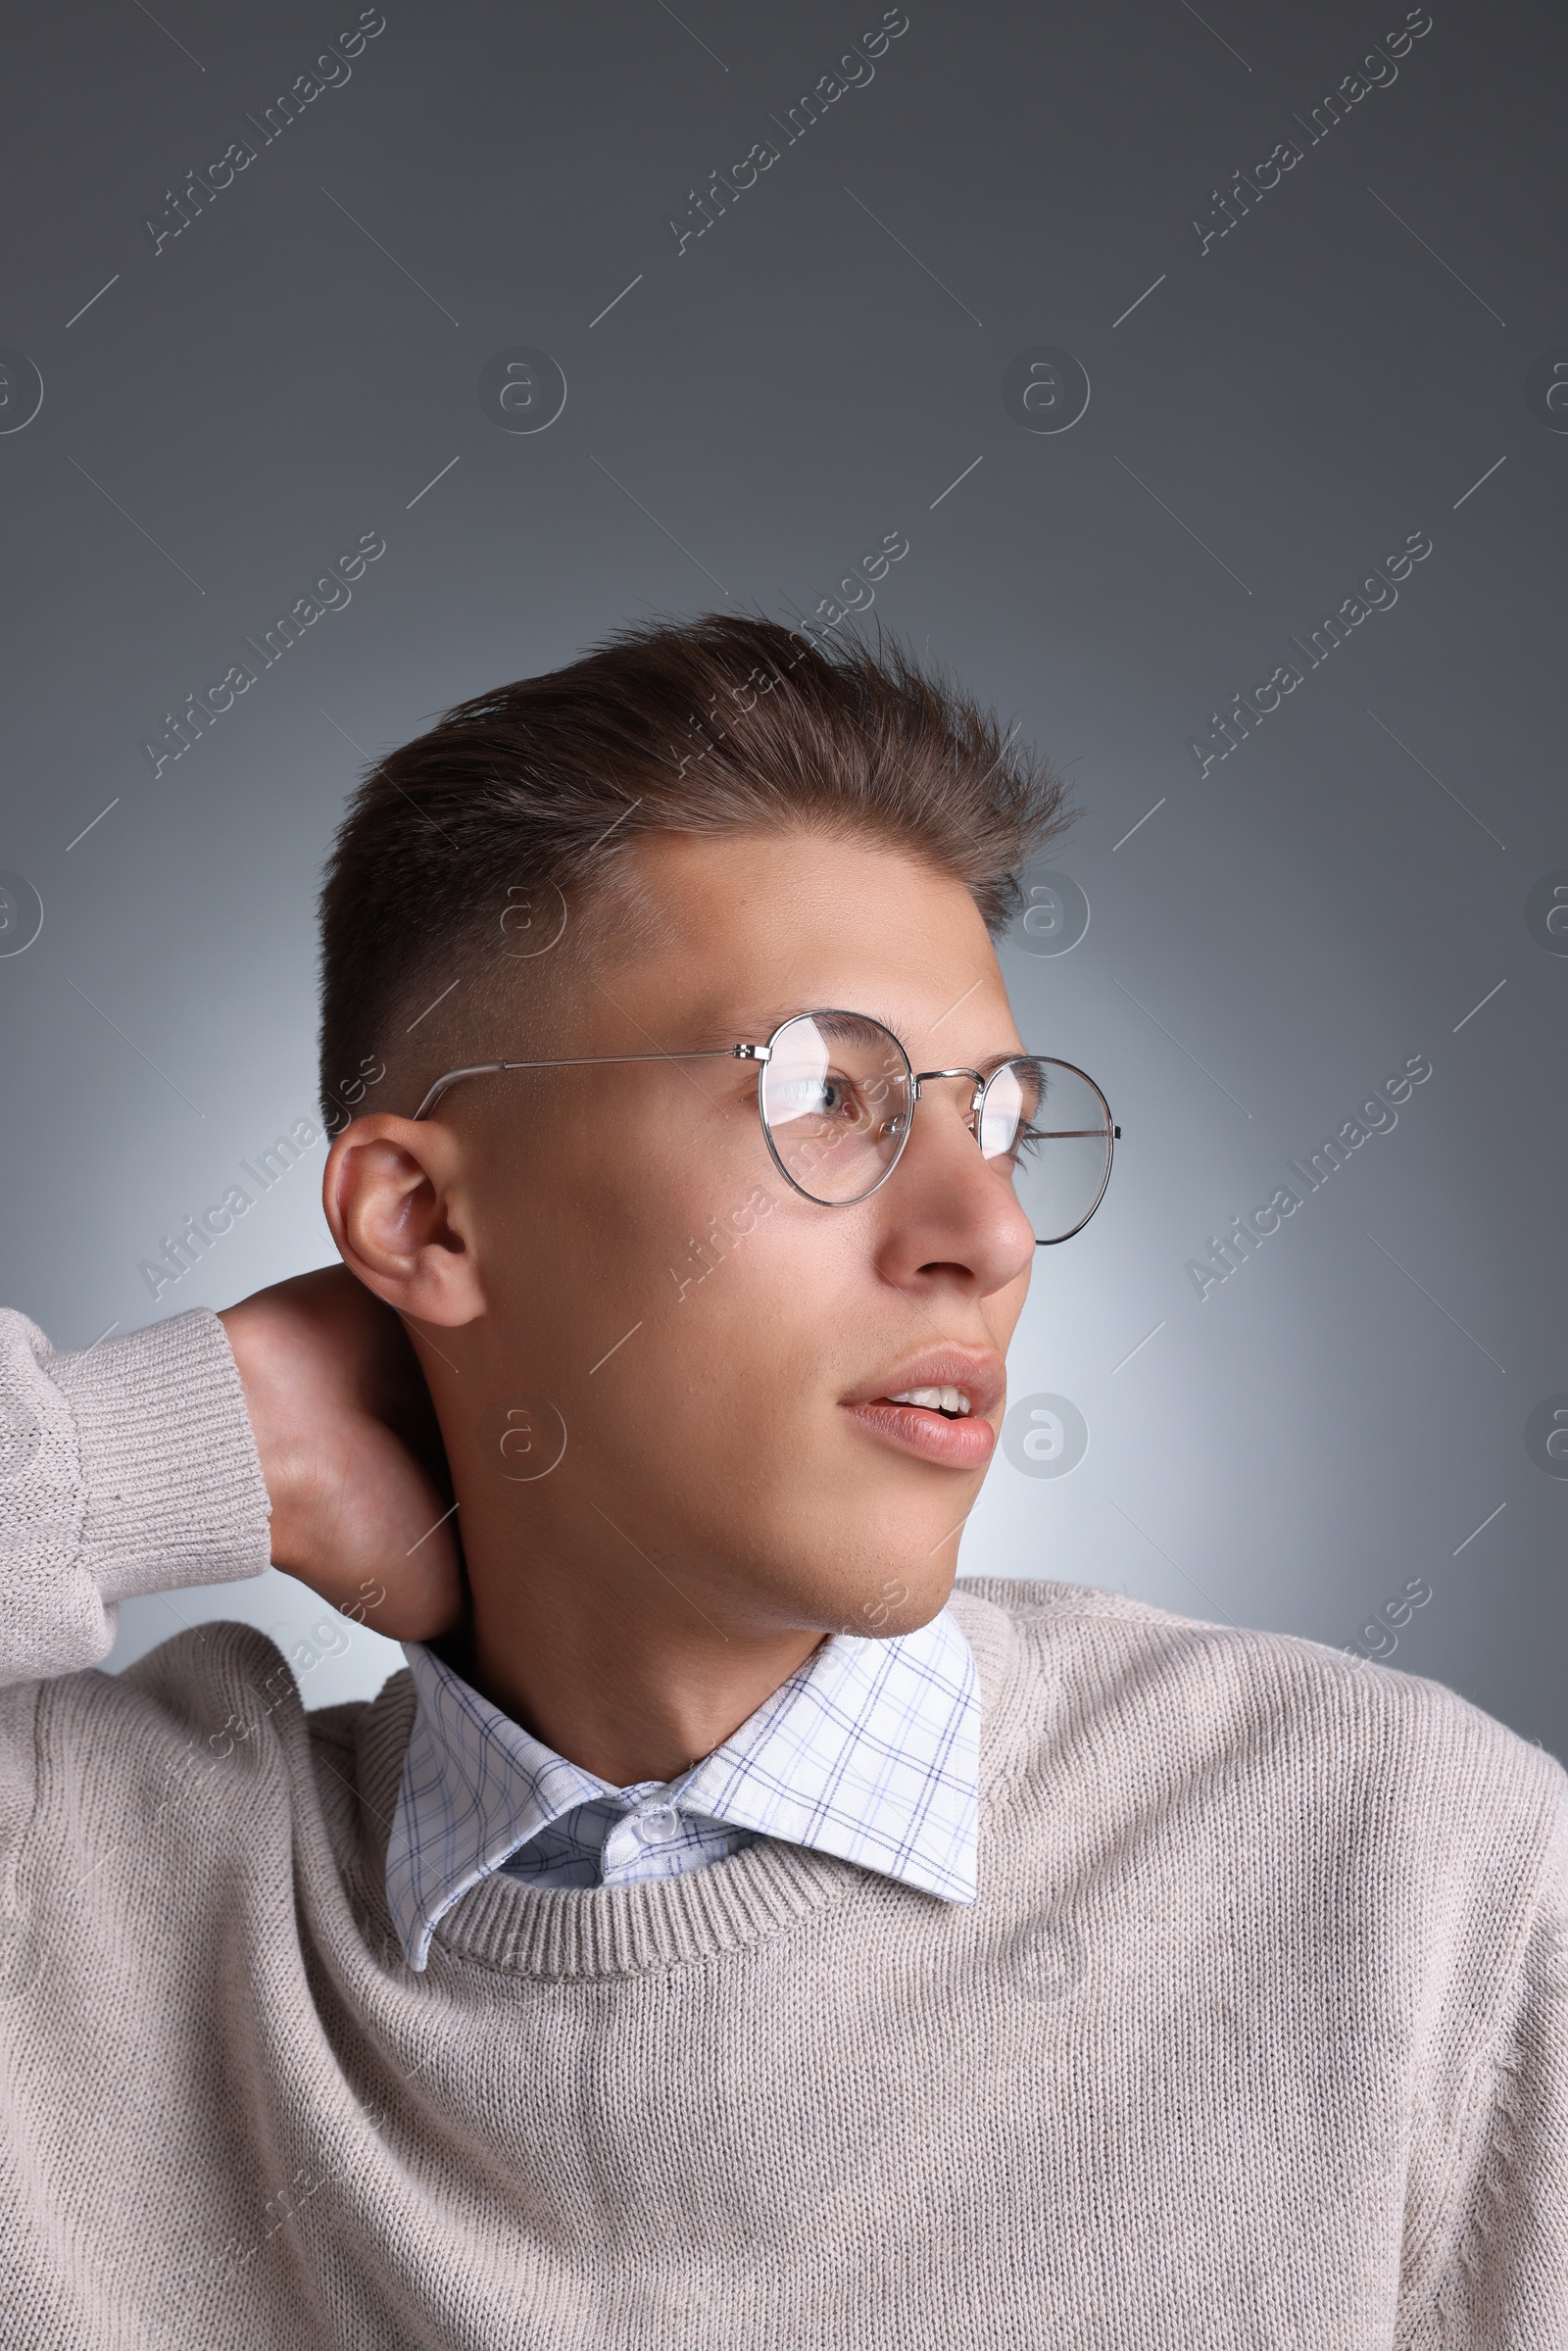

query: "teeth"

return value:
[888, 1386, 972, 1416]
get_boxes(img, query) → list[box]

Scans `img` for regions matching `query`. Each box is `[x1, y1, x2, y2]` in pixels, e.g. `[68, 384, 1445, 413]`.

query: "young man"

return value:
[0, 615, 1562, 2348]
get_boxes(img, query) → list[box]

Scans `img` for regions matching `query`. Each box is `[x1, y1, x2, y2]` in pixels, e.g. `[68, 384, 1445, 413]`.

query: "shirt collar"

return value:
[385, 1608, 979, 1971]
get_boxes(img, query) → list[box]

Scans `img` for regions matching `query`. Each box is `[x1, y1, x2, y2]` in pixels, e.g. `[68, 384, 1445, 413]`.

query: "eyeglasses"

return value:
[412, 1007, 1119, 1245]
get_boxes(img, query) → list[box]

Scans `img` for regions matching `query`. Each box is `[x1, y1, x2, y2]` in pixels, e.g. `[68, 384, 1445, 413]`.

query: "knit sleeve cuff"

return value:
[49, 1308, 272, 1602]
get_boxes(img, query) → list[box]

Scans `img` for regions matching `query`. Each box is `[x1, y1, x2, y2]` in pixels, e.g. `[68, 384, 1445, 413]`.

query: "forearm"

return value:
[0, 1306, 271, 1688]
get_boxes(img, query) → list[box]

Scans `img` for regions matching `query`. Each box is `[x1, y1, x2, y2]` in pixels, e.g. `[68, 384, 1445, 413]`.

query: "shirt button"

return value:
[633, 1803, 681, 1845]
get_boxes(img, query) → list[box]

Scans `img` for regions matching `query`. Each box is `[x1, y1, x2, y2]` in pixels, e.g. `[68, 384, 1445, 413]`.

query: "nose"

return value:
[871, 1074, 1036, 1298]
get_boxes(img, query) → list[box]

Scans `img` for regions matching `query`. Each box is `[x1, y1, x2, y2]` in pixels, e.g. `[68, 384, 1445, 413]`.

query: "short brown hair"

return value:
[318, 612, 1071, 1117]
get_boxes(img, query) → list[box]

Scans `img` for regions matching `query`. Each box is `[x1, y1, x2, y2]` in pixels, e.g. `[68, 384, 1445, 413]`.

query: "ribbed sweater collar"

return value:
[350, 1583, 1033, 1981]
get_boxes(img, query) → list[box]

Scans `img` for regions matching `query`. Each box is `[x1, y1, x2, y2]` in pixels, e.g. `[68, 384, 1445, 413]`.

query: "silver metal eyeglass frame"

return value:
[411, 1007, 1120, 1244]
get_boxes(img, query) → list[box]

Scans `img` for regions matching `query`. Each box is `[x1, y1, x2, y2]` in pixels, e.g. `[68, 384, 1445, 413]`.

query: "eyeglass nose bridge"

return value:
[909, 1065, 986, 1105]
[903, 1068, 991, 1163]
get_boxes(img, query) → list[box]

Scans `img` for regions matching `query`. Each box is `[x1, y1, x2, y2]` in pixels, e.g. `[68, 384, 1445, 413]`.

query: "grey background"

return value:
[1, 0, 1562, 1744]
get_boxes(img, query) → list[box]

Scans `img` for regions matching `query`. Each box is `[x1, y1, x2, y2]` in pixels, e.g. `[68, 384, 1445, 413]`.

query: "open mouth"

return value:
[842, 1354, 1000, 1468]
[885, 1387, 973, 1419]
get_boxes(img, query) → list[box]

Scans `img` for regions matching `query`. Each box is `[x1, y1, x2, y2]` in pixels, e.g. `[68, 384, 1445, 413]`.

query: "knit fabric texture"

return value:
[0, 1304, 1564, 2349]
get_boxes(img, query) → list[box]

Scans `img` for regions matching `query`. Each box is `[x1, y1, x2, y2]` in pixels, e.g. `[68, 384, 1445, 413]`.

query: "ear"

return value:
[322, 1115, 487, 1328]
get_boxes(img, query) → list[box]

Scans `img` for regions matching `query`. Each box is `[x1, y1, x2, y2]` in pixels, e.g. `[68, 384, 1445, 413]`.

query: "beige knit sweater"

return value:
[0, 1302, 1563, 2349]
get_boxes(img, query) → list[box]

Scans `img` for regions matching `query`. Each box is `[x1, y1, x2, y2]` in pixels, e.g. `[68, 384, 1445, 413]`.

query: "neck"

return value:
[444, 1467, 825, 1788]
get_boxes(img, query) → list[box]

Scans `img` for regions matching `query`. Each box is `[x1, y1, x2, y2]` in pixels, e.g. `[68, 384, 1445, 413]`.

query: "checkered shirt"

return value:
[385, 1607, 980, 1971]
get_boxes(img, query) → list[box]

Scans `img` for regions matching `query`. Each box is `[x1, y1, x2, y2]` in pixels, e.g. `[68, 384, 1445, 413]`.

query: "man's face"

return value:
[444, 827, 1037, 1641]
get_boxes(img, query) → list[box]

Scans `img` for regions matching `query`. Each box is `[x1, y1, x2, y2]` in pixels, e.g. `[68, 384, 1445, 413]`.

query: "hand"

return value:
[219, 1266, 464, 1641]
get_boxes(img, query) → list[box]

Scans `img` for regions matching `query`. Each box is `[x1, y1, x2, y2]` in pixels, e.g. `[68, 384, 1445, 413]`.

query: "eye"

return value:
[767, 1068, 870, 1125]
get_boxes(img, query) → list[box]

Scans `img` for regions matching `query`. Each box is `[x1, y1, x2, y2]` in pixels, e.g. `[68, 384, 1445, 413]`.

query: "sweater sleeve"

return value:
[1411, 1778, 1568, 2347]
[0, 1305, 272, 1689]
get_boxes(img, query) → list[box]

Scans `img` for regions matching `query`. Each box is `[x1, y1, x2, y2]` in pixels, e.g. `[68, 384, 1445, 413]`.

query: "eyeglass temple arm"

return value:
[411, 1045, 760, 1122]
[412, 1044, 1119, 1134]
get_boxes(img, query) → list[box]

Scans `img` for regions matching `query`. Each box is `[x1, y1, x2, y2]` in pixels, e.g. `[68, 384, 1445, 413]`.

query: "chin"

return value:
[686, 1444, 982, 1640]
[808, 1549, 960, 1644]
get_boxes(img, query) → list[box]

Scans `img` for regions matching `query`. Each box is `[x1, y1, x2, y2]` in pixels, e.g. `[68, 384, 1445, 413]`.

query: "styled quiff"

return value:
[318, 612, 1071, 1118]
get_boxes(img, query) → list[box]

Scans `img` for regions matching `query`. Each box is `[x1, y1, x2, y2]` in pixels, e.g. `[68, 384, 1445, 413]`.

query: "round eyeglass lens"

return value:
[760, 1012, 913, 1203]
[978, 1057, 1113, 1243]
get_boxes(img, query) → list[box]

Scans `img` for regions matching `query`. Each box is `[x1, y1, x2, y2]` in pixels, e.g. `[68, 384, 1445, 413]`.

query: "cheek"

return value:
[567, 1198, 834, 1494]
[472, 1106, 796, 1387]
[613, 1200, 838, 1466]
[652, 1192, 830, 1382]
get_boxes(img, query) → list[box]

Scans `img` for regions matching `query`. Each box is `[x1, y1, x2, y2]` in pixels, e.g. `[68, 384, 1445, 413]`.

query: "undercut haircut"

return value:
[318, 612, 1072, 1119]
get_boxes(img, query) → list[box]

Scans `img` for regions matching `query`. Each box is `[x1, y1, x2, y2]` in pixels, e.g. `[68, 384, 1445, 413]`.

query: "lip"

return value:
[840, 1346, 1004, 1470]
